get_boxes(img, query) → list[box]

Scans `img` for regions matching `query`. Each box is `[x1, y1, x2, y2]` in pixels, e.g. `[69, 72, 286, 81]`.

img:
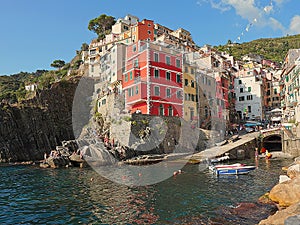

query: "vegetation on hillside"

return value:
[216, 34, 300, 63]
[0, 53, 84, 104]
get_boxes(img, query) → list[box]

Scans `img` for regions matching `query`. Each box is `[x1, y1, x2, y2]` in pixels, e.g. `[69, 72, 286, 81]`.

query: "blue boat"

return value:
[209, 164, 256, 175]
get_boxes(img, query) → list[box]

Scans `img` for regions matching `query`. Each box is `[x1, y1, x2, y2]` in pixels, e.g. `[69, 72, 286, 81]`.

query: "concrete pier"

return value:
[189, 132, 260, 163]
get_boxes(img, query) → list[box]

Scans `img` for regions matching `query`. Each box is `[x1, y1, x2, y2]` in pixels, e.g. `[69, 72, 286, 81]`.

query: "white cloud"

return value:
[288, 15, 300, 35]
[199, 0, 287, 33]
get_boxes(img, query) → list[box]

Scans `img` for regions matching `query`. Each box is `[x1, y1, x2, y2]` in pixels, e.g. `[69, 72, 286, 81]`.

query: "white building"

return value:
[25, 83, 37, 91]
[234, 75, 263, 120]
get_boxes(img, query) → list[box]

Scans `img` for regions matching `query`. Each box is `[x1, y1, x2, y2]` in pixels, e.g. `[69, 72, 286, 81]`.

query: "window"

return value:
[135, 86, 139, 95]
[177, 90, 182, 99]
[240, 88, 244, 93]
[191, 94, 195, 101]
[185, 93, 188, 101]
[166, 56, 171, 65]
[154, 69, 159, 78]
[91, 65, 94, 72]
[248, 106, 251, 113]
[133, 45, 137, 52]
[238, 80, 242, 84]
[274, 88, 278, 94]
[154, 86, 160, 96]
[184, 67, 188, 73]
[247, 95, 253, 100]
[125, 74, 128, 82]
[166, 71, 171, 80]
[248, 87, 251, 92]
[166, 88, 171, 98]
[205, 106, 208, 118]
[90, 49, 96, 55]
[130, 72, 133, 80]
[191, 68, 194, 74]
[159, 104, 164, 116]
[208, 80, 211, 86]
[184, 79, 188, 86]
[154, 53, 159, 62]
[239, 96, 245, 101]
[148, 30, 151, 34]
[101, 99, 106, 105]
[176, 59, 181, 68]
[128, 88, 132, 97]
[176, 74, 181, 83]
[168, 106, 173, 116]
[191, 80, 195, 88]
[134, 59, 139, 68]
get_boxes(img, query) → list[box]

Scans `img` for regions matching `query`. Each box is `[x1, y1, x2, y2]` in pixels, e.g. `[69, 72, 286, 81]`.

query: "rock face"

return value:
[0, 77, 84, 162]
[269, 176, 300, 207]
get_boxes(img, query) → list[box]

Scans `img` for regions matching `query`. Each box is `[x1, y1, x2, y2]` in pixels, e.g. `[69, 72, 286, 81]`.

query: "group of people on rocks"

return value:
[44, 150, 62, 161]
[99, 133, 128, 160]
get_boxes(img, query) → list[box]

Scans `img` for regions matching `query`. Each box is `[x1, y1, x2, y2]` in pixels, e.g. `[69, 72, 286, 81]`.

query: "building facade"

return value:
[122, 41, 183, 116]
[234, 75, 263, 121]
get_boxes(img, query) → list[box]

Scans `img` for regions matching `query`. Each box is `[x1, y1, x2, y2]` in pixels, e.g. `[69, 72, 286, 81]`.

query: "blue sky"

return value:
[1, 0, 299, 75]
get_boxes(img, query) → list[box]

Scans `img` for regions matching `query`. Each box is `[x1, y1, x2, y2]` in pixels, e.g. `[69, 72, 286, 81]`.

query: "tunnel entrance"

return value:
[262, 135, 282, 152]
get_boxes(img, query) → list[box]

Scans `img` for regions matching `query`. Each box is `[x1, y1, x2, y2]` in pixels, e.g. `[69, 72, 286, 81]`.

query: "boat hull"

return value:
[209, 165, 256, 175]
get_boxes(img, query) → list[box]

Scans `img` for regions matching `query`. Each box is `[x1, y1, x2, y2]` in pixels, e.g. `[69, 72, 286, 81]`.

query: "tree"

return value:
[51, 60, 65, 70]
[81, 43, 89, 51]
[88, 14, 116, 39]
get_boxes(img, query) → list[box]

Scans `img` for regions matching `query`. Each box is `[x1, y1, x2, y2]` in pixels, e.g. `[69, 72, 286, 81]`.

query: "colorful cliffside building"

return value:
[122, 41, 183, 116]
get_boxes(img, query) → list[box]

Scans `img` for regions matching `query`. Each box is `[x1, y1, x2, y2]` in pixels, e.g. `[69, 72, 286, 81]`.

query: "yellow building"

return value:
[183, 62, 198, 122]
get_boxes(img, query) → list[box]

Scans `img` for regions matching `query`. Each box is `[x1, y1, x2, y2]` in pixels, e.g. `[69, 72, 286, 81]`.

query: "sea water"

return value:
[0, 158, 292, 224]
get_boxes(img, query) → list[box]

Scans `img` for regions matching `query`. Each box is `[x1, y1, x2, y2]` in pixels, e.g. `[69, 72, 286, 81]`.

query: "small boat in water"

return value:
[209, 163, 256, 175]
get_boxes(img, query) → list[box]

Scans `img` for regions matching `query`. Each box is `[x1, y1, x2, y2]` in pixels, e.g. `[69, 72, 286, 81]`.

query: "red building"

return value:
[122, 41, 183, 116]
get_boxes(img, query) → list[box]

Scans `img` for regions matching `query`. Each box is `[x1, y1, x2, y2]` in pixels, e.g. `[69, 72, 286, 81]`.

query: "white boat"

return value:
[209, 163, 256, 175]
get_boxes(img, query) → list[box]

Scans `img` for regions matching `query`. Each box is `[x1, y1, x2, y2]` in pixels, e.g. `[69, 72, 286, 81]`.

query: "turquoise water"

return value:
[0, 158, 292, 224]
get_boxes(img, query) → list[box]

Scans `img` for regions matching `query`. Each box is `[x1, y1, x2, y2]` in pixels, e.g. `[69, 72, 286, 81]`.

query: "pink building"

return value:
[122, 41, 183, 116]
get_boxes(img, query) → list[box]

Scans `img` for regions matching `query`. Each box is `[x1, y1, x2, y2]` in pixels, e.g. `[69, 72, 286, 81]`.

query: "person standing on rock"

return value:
[44, 152, 47, 162]
[255, 148, 259, 159]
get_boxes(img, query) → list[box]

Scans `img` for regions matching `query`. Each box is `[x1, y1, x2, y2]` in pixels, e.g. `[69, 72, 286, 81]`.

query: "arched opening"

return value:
[263, 135, 282, 152]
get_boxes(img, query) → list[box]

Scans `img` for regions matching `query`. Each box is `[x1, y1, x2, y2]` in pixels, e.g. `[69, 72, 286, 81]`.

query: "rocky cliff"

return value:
[0, 77, 82, 162]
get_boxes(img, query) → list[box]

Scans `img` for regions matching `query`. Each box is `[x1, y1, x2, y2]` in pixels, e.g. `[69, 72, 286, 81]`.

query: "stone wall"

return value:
[282, 127, 300, 157]
[110, 113, 208, 156]
[227, 138, 258, 160]
[282, 138, 300, 157]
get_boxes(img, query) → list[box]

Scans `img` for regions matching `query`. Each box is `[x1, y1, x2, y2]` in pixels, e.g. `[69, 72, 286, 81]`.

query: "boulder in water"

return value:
[269, 176, 300, 207]
[259, 202, 300, 225]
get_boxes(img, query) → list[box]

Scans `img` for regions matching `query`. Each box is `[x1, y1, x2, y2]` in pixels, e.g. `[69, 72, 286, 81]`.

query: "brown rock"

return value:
[269, 176, 300, 207]
[287, 164, 300, 179]
[259, 202, 300, 225]
[258, 192, 274, 204]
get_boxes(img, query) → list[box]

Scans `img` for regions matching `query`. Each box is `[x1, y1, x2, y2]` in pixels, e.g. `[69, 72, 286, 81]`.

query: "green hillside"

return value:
[216, 34, 300, 63]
